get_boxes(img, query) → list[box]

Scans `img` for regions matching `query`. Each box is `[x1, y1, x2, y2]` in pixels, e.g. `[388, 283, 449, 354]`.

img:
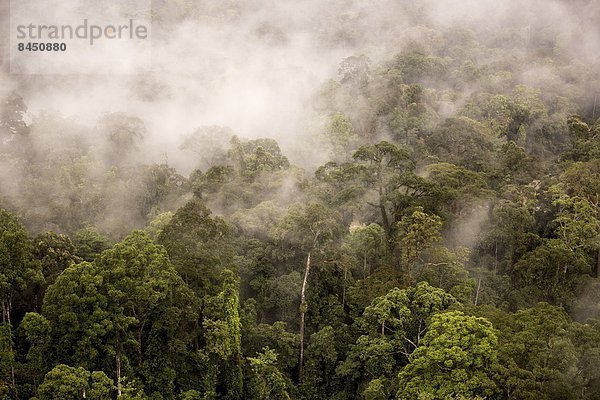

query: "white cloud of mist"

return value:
[1, 0, 599, 174]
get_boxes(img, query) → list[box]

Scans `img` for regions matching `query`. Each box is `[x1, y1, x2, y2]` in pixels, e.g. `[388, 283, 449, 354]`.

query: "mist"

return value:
[0, 0, 599, 237]
[2, 0, 597, 168]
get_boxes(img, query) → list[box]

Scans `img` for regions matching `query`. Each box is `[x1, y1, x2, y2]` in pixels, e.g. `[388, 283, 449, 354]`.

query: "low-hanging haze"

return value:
[1, 0, 598, 171]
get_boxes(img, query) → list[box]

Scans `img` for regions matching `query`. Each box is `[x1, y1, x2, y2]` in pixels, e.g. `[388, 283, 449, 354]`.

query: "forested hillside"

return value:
[2, 0, 600, 399]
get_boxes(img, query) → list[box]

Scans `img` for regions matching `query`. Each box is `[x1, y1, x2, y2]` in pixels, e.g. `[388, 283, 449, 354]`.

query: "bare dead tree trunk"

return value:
[2, 300, 15, 395]
[298, 251, 311, 381]
[474, 278, 482, 306]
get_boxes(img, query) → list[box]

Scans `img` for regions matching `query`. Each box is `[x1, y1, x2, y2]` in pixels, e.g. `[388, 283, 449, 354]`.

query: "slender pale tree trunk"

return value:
[2, 299, 15, 395]
[495, 240, 498, 273]
[474, 278, 482, 306]
[298, 251, 311, 381]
